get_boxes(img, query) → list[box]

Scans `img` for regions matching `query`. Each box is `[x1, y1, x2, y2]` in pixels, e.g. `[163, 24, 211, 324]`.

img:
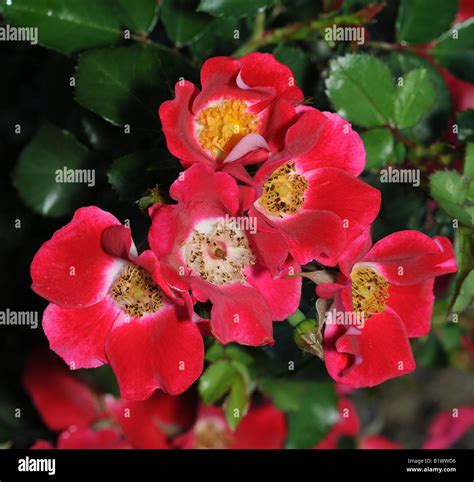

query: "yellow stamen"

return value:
[110, 264, 163, 317]
[259, 161, 308, 217]
[197, 99, 259, 158]
[351, 265, 390, 319]
[195, 419, 233, 449]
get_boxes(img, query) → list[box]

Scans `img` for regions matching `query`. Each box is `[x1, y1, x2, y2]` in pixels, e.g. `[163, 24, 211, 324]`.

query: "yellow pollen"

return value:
[196, 99, 260, 158]
[259, 161, 308, 217]
[195, 420, 233, 449]
[350, 265, 390, 319]
[110, 264, 163, 317]
[185, 221, 255, 286]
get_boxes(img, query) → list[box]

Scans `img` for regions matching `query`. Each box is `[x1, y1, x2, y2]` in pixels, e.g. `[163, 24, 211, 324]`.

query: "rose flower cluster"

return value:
[31, 53, 457, 402]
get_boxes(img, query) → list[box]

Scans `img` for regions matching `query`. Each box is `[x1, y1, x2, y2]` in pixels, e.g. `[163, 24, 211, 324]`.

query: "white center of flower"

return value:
[184, 219, 255, 286]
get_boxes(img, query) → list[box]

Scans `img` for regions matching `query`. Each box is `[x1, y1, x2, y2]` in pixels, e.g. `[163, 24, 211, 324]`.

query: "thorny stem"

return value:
[232, 5, 380, 57]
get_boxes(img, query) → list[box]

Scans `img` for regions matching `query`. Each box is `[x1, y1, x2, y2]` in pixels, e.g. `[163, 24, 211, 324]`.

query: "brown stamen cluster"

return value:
[259, 161, 308, 216]
[351, 265, 390, 319]
[110, 264, 164, 317]
[185, 222, 255, 286]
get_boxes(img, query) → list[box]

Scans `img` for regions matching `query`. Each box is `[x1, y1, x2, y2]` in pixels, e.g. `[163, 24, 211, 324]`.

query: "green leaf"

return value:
[325, 54, 394, 128]
[189, 17, 239, 61]
[396, 0, 458, 44]
[75, 44, 193, 130]
[14, 124, 92, 218]
[465, 143, 474, 178]
[1, 0, 121, 55]
[452, 270, 474, 312]
[457, 110, 474, 143]
[205, 342, 226, 362]
[388, 53, 451, 143]
[198, 0, 277, 18]
[108, 149, 167, 202]
[430, 171, 467, 205]
[161, 0, 213, 47]
[198, 360, 237, 405]
[115, 0, 158, 35]
[432, 19, 474, 84]
[392, 140, 406, 165]
[430, 171, 472, 226]
[394, 69, 435, 129]
[361, 128, 394, 169]
[272, 45, 309, 87]
[261, 380, 338, 449]
[223, 375, 249, 430]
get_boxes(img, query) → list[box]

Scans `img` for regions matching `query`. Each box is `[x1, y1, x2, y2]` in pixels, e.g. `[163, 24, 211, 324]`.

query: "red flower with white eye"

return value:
[24, 350, 130, 449]
[30, 206, 204, 400]
[149, 163, 302, 346]
[175, 403, 287, 449]
[105, 392, 195, 449]
[318, 230, 457, 387]
[159, 53, 303, 171]
[25, 350, 194, 449]
[248, 107, 380, 271]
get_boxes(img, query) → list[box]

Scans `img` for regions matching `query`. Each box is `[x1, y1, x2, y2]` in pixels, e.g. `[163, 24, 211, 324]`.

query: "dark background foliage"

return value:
[0, 0, 473, 449]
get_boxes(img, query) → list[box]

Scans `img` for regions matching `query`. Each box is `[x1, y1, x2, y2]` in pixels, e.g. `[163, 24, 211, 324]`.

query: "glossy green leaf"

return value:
[273, 45, 309, 87]
[197, 0, 277, 18]
[430, 171, 472, 225]
[115, 0, 158, 35]
[361, 128, 394, 169]
[430, 171, 467, 205]
[325, 54, 394, 127]
[432, 19, 474, 84]
[457, 110, 474, 143]
[465, 143, 474, 178]
[75, 44, 193, 129]
[198, 360, 237, 405]
[223, 375, 249, 430]
[452, 270, 474, 312]
[14, 124, 92, 218]
[388, 53, 451, 142]
[394, 69, 435, 129]
[260, 381, 338, 449]
[161, 0, 213, 47]
[1, 0, 120, 55]
[396, 0, 458, 44]
[108, 149, 173, 202]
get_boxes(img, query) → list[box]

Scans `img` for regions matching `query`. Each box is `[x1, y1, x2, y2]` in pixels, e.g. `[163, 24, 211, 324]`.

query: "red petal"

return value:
[43, 297, 121, 369]
[359, 435, 401, 449]
[280, 209, 347, 266]
[232, 403, 287, 449]
[105, 305, 204, 400]
[106, 392, 195, 449]
[31, 440, 55, 449]
[422, 406, 474, 449]
[23, 350, 100, 431]
[363, 232, 457, 285]
[239, 52, 303, 104]
[31, 207, 124, 308]
[325, 307, 416, 387]
[159, 80, 210, 168]
[170, 164, 240, 215]
[245, 259, 301, 321]
[387, 280, 434, 338]
[286, 109, 365, 176]
[303, 168, 380, 245]
[192, 278, 274, 346]
[57, 427, 130, 449]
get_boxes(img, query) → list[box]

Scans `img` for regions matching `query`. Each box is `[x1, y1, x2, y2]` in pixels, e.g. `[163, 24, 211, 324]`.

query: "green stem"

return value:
[233, 9, 371, 57]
